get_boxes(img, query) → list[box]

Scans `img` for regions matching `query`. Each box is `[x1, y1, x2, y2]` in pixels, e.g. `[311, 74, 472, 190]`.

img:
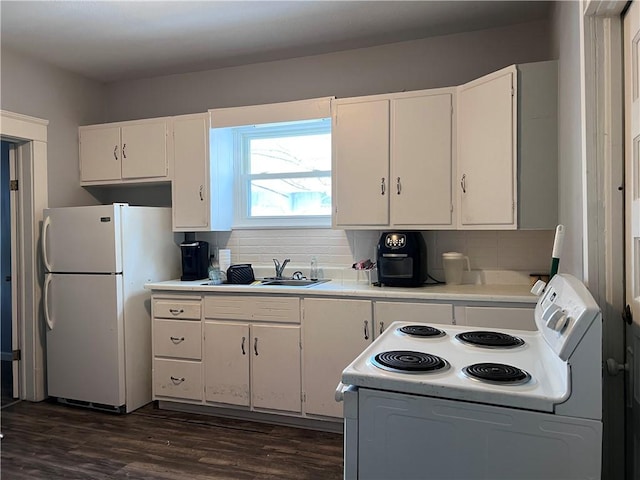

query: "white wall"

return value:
[550, 2, 583, 279]
[104, 20, 551, 121]
[0, 47, 106, 208]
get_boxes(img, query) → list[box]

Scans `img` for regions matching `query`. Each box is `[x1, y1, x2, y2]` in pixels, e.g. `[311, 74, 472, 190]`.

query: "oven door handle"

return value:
[335, 382, 357, 402]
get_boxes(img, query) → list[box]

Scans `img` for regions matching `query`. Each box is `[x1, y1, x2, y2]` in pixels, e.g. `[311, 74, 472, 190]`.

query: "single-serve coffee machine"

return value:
[180, 240, 209, 281]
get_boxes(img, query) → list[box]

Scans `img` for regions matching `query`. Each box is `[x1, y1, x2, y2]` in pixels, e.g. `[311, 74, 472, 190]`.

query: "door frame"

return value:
[0, 109, 49, 402]
[582, 1, 627, 478]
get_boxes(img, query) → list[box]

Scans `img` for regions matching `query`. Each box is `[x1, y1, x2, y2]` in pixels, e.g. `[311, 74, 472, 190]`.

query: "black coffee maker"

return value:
[180, 240, 209, 281]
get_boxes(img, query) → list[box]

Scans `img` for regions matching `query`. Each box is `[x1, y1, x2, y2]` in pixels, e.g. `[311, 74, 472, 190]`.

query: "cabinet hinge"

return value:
[301, 392, 306, 403]
[12, 349, 21, 361]
[9, 180, 18, 191]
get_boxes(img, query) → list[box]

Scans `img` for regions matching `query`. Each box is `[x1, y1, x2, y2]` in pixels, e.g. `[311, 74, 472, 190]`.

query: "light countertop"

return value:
[145, 279, 537, 304]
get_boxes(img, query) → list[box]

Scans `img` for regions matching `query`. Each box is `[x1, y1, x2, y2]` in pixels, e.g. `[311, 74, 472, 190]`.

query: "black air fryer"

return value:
[376, 232, 427, 287]
[180, 240, 209, 281]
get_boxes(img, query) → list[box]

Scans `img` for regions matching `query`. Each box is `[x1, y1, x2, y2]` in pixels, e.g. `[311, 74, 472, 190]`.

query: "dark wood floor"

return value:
[0, 400, 344, 479]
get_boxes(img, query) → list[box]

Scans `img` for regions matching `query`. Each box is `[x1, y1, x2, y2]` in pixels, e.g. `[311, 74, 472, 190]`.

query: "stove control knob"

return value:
[542, 304, 565, 330]
[546, 309, 567, 331]
[531, 280, 547, 296]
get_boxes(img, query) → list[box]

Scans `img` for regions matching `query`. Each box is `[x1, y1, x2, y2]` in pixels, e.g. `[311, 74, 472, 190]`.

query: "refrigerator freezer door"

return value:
[46, 273, 126, 408]
[43, 204, 122, 273]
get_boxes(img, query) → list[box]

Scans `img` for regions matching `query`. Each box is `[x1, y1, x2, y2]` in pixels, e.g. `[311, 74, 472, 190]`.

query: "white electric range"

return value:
[338, 274, 602, 480]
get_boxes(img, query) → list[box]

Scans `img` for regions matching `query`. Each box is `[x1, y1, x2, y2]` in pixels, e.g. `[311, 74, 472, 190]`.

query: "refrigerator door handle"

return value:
[42, 215, 53, 272]
[44, 274, 54, 330]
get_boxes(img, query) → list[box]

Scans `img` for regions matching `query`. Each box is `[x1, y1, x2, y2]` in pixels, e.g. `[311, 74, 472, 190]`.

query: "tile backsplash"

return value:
[197, 229, 554, 284]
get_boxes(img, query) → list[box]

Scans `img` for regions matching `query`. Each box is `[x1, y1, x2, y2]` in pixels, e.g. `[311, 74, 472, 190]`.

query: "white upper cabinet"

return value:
[332, 89, 454, 229]
[333, 99, 390, 227]
[172, 113, 232, 232]
[456, 61, 558, 229]
[391, 93, 453, 227]
[79, 118, 169, 185]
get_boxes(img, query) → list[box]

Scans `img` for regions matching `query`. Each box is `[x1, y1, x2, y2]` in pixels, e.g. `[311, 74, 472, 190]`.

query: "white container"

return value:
[442, 252, 470, 285]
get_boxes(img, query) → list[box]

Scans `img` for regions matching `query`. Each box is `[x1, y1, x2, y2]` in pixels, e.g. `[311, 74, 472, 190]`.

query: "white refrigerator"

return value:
[42, 203, 180, 413]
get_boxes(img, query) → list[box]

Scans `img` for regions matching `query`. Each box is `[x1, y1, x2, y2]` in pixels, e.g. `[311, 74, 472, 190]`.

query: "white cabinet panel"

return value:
[79, 126, 121, 182]
[458, 66, 516, 227]
[303, 298, 372, 418]
[153, 358, 202, 401]
[391, 93, 453, 227]
[333, 99, 389, 226]
[203, 322, 250, 406]
[153, 319, 202, 360]
[121, 121, 167, 179]
[251, 324, 301, 413]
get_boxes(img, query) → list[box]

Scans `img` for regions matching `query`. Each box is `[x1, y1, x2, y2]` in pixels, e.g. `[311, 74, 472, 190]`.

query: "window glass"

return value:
[230, 118, 331, 227]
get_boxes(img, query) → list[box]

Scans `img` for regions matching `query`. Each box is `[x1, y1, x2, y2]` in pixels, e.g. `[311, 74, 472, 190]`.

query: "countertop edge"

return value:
[144, 280, 537, 304]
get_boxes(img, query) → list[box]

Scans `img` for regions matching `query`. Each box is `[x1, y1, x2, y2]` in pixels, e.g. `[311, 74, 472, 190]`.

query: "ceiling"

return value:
[0, 1, 552, 83]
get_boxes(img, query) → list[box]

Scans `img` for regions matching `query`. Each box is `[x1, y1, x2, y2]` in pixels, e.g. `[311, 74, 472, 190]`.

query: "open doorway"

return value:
[1, 140, 15, 407]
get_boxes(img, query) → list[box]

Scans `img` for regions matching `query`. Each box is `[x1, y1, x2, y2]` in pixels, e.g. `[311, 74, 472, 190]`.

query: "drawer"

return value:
[154, 319, 202, 359]
[154, 299, 201, 320]
[153, 359, 202, 401]
[374, 301, 454, 329]
[463, 307, 536, 331]
[204, 295, 300, 323]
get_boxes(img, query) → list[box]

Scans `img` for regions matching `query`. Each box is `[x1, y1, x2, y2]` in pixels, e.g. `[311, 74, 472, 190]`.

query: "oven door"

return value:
[356, 388, 602, 480]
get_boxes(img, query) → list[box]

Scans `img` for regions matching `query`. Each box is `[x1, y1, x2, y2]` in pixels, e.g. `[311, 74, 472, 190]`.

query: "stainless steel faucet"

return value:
[273, 258, 290, 279]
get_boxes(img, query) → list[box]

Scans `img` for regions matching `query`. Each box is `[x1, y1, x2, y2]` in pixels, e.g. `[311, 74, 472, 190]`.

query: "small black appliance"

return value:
[376, 231, 427, 287]
[180, 240, 209, 281]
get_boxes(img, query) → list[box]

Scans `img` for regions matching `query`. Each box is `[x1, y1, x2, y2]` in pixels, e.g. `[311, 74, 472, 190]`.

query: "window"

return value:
[230, 118, 332, 228]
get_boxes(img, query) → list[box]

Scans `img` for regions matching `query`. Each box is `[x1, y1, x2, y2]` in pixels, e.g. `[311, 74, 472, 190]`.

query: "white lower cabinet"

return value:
[302, 298, 372, 418]
[203, 295, 302, 414]
[152, 295, 203, 402]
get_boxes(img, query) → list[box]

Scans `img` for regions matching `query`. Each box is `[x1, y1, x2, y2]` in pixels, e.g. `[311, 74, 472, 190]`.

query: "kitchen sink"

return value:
[259, 279, 329, 287]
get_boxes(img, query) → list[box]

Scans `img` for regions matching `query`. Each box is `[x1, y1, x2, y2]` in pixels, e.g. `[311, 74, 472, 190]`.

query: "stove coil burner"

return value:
[397, 325, 446, 338]
[372, 350, 449, 373]
[462, 363, 531, 385]
[456, 331, 525, 349]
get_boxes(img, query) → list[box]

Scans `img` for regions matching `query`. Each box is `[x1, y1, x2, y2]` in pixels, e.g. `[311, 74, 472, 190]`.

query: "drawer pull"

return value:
[169, 308, 184, 315]
[241, 336, 246, 355]
[170, 376, 185, 384]
[254, 337, 259, 356]
[364, 320, 369, 340]
[170, 336, 185, 344]
[379, 321, 384, 335]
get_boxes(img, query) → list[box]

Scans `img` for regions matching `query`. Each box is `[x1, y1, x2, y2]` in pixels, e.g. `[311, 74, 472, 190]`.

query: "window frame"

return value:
[232, 118, 332, 229]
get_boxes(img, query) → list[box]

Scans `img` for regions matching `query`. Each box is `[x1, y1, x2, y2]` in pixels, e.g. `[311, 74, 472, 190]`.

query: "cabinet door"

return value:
[203, 322, 250, 406]
[457, 66, 516, 228]
[79, 126, 121, 182]
[303, 298, 372, 418]
[391, 93, 453, 227]
[251, 324, 301, 413]
[333, 99, 389, 227]
[173, 114, 209, 230]
[121, 121, 167, 179]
